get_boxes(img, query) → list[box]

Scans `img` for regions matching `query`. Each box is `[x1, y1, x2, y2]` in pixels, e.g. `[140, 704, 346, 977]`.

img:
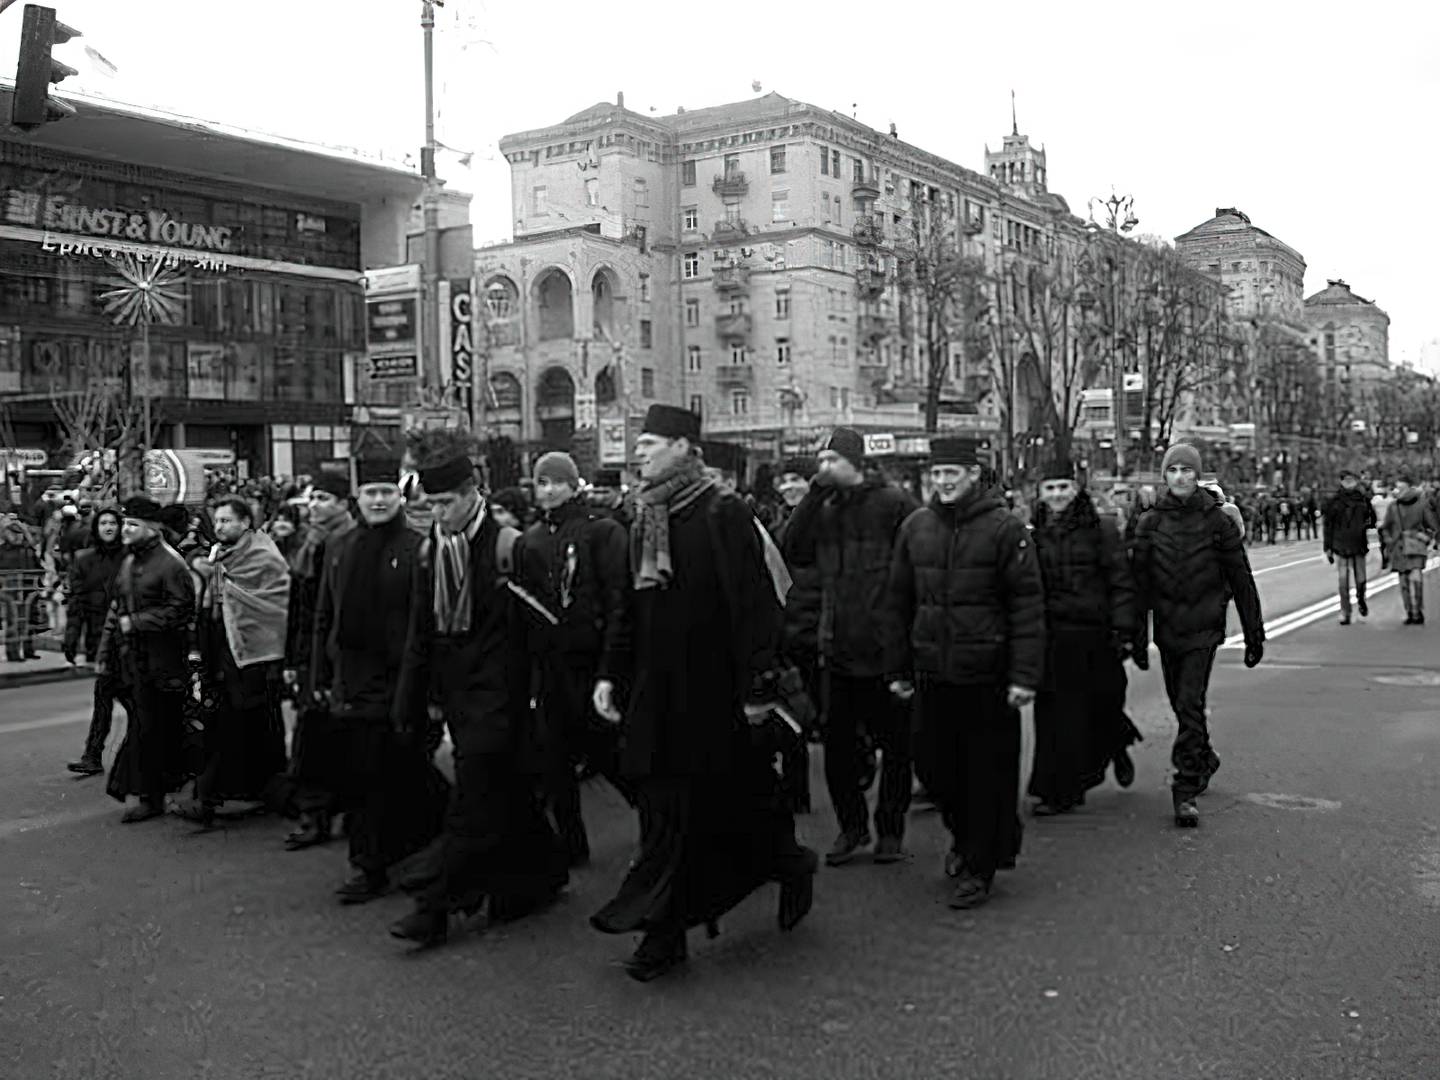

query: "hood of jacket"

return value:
[929, 485, 1004, 526]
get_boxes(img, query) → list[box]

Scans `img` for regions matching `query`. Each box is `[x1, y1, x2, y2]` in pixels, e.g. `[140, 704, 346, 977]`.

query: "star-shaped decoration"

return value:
[99, 255, 186, 328]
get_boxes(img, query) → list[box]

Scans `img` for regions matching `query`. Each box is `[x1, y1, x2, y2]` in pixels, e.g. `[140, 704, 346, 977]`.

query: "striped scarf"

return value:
[632, 457, 714, 591]
[433, 497, 485, 635]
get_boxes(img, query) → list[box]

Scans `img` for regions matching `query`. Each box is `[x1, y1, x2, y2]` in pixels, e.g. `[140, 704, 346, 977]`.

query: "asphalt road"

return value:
[1, 536, 1436, 1080]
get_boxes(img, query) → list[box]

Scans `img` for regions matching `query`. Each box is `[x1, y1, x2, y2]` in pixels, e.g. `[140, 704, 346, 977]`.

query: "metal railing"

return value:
[1, 569, 60, 664]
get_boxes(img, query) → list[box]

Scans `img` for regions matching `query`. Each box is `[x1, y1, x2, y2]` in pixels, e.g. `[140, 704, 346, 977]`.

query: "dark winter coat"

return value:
[1032, 490, 1140, 641]
[0, 528, 41, 588]
[774, 504, 820, 662]
[63, 536, 126, 657]
[1322, 487, 1376, 558]
[97, 534, 196, 689]
[784, 479, 916, 678]
[310, 515, 422, 716]
[883, 487, 1046, 690]
[513, 499, 630, 679]
[1132, 488, 1264, 653]
[1381, 490, 1439, 573]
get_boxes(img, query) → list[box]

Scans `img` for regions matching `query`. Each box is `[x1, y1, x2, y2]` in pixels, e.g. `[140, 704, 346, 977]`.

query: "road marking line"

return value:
[0, 714, 90, 736]
[1253, 554, 1326, 577]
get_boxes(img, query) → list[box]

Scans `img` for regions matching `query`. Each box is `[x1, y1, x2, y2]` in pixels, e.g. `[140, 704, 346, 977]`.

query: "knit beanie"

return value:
[1160, 443, 1202, 475]
[824, 427, 865, 470]
[533, 451, 580, 488]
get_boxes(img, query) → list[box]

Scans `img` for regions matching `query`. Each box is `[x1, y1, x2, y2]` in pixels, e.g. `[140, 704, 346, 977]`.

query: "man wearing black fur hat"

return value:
[309, 460, 449, 904]
[783, 427, 917, 865]
[884, 438, 1044, 908]
[98, 496, 196, 823]
[590, 404, 818, 982]
[1028, 457, 1143, 816]
[388, 430, 567, 947]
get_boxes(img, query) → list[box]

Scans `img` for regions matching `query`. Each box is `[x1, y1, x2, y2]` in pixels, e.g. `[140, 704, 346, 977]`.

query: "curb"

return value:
[0, 664, 95, 691]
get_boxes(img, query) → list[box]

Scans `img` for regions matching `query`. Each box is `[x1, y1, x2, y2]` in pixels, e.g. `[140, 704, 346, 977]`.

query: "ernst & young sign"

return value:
[40, 197, 233, 251]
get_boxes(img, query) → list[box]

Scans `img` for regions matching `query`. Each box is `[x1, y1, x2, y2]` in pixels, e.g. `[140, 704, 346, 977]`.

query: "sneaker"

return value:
[873, 836, 905, 863]
[824, 829, 872, 866]
[1173, 794, 1200, 828]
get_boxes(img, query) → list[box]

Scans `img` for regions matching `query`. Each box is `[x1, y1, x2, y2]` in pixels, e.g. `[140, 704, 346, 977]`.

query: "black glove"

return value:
[1325, 550, 1334, 564]
[62, 643, 77, 665]
[1131, 644, 1150, 671]
[1244, 640, 1264, 669]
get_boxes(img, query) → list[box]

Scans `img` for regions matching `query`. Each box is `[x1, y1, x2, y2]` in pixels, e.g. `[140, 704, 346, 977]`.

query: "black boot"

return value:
[948, 869, 992, 909]
[336, 871, 389, 905]
[777, 848, 819, 931]
[66, 755, 104, 776]
[1113, 748, 1136, 788]
[389, 907, 448, 948]
[624, 928, 687, 982]
[284, 811, 332, 851]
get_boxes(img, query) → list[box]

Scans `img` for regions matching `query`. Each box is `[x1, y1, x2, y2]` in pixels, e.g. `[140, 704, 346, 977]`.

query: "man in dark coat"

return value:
[1323, 468, 1378, 625]
[387, 431, 568, 948]
[590, 405, 818, 982]
[98, 496, 196, 823]
[513, 450, 631, 867]
[64, 506, 131, 776]
[1132, 444, 1265, 828]
[309, 461, 449, 904]
[1028, 458, 1144, 815]
[784, 428, 917, 865]
[772, 457, 820, 815]
[884, 438, 1044, 910]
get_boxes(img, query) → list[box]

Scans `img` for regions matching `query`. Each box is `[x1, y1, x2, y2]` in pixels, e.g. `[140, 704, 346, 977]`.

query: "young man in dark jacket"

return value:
[1323, 469, 1378, 625]
[1132, 444, 1265, 828]
[64, 507, 132, 775]
[513, 451, 630, 867]
[884, 438, 1045, 909]
[786, 428, 918, 865]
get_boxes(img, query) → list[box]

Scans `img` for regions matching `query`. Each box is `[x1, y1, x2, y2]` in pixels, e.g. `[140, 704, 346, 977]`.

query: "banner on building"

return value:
[0, 326, 19, 394]
[598, 418, 628, 466]
[369, 354, 418, 381]
[449, 279, 475, 426]
[186, 342, 228, 400]
[142, 449, 208, 507]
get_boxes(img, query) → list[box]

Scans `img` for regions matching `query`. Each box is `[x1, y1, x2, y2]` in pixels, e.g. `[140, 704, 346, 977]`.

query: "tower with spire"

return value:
[984, 92, 1048, 200]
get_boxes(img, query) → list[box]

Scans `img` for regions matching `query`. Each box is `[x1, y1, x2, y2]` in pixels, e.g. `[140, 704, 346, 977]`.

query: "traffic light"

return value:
[11, 4, 80, 131]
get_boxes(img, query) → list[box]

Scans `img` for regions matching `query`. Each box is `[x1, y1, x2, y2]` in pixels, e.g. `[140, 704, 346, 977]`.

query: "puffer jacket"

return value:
[63, 531, 126, 657]
[1032, 490, 1140, 640]
[1132, 488, 1264, 652]
[1381, 490, 1439, 572]
[97, 533, 196, 688]
[1322, 487, 1376, 558]
[884, 487, 1046, 689]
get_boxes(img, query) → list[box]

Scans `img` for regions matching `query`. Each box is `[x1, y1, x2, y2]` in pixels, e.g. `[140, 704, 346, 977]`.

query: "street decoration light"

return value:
[99, 254, 185, 466]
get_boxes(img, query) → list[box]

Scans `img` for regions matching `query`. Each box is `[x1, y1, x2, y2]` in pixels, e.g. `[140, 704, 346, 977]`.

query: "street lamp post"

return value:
[419, 0, 443, 402]
[1088, 191, 1138, 478]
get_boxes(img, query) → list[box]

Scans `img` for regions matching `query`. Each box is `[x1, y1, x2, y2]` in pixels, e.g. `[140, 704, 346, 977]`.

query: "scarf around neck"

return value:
[432, 496, 485, 636]
[290, 510, 355, 580]
[631, 456, 714, 591]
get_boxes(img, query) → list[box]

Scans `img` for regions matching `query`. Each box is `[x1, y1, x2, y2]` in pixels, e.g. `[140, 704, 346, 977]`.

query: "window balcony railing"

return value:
[712, 172, 749, 197]
[716, 312, 753, 339]
[852, 215, 884, 246]
[712, 218, 750, 243]
[852, 177, 880, 201]
[716, 364, 755, 389]
[854, 267, 888, 299]
[858, 314, 890, 343]
[713, 265, 750, 292]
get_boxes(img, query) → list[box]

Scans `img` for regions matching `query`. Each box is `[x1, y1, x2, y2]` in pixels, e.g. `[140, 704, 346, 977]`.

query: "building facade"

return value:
[476, 92, 1082, 473]
[1303, 278, 1390, 401]
[0, 83, 429, 479]
[1174, 207, 1307, 322]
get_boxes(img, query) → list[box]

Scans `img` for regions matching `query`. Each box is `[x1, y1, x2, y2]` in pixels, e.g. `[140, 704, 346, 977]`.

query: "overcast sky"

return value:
[6, 0, 1438, 369]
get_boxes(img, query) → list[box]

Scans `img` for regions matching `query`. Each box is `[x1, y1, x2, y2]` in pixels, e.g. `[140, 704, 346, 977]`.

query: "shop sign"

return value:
[0, 448, 48, 469]
[449, 279, 475, 423]
[11, 194, 235, 251]
[895, 436, 931, 456]
[367, 297, 416, 344]
[364, 264, 421, 295]
[574, 391, 597, 431]
[599, 418, 628, 465]
[369, 354, 418, 381]
[936, 413, 1000, 433]
[863, 433, 896, 457]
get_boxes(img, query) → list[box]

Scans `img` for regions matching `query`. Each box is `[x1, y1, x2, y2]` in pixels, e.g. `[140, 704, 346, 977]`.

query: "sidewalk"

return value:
[0, 647, 93, 690]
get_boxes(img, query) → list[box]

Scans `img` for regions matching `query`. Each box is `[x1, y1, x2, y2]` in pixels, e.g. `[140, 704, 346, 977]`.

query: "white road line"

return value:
[1253, 554, 1326, 577]
[0, 713, 90, 736]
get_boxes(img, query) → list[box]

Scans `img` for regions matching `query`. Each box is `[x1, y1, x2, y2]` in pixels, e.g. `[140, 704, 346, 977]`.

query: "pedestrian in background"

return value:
[1380, 472, 1438, 626]
[1, 514, 43, 662]
[1322, 469, 1377, 625]
[1131, 444, 1264, 828]
[64, 506, 130, 776]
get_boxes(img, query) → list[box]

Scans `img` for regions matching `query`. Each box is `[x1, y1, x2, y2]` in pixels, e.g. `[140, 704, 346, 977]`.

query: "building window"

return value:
[820, 145, 829, 175]
[835, 243, 845, 269]
[824, 240, 835, 267]
[689, 394, 704, 418]
[853, 158, 865, 183]
[834, 201, 842, 227]
[830, 385, 840, 408]
[822, 192, 831, 220]
[840, 387, 850, 410]
[731, 345, 747, 365]
[682, 161, 696, 186]
[724, 200, 742, 223]
[641, 367, 655, 396]
[640, 319, 652, 348]
[770, 146, 787, 174]
[685, 299, 700, 327]
[633, 178, 649, 208]
[772, 192, 789, 223]
[639, 277, 650, 302]
[731, 390, 750, 416]
[683, 207, 699, 231]
[776, 338, 791, 365]
[723, 153, 740, 178]
[832, 150, 841, 178]
[687, 345, 702, 372]
[683, 252, 700, 279]
[776, 288, 791, 319]
[1324, 331, 1336, 363]
[531, 186, 548, 215]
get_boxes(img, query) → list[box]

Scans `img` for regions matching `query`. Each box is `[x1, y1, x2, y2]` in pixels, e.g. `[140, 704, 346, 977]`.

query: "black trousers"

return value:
[1029, 632, 1131, 808]
[824, 672, 912, 839]
[342, 720, 449, 878]
[1159, 646, 1220, 798]
[105, 682, 186, 804]
[914, 682, 1021, 880]
[80, 674, 130, 762]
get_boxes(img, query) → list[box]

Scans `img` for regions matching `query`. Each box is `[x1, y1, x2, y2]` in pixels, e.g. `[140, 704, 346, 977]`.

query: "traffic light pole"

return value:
[419, 0, 443, 402]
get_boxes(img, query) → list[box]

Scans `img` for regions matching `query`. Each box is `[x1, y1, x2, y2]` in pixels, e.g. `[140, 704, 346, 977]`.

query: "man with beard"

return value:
[590, 405, 818, 982]
[280, 473, 357, 850]
[388, 429, 568, 948]
[784, 429, 917, 865]
[513, 451, 631, 867]
[1379, 472, 1439, 626]
[98, 496, 196, 823]
[1132, 444, 1265, 828]
[175, 499, 290, 828]
[587, 469, 632, 531]
[64, 507, 131, 776]
[884, 439, 1044, 909]
[1028, 459, 1144, 816]
[309, 462, 449, 904]
[1324, 469, 1378, 626]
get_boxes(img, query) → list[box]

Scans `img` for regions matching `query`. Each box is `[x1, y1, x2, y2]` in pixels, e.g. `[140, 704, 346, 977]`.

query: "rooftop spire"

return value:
[1011, 90, 1018, 136]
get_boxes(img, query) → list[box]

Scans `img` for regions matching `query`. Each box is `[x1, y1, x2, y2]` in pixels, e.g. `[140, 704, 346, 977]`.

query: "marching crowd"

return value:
[18, 407, 1440, 983]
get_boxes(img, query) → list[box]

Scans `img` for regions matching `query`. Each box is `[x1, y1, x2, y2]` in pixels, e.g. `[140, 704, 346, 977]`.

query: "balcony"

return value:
[852, 214, 884, 247]
[858, 314, 891, 343]
[716, 364, 755, 389]
[716, 311, 753, 340]
[859, 361, 890, 383]
[712, 218, 750, 244]
[852, 177, 880, 201]
[713, 264, 751, 292]
[855, 267, 887, 299]
[712, 171, 748, 197]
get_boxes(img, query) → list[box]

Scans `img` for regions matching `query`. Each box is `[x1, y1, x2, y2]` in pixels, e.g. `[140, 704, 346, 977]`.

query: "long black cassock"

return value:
[592, 485, 812, 938]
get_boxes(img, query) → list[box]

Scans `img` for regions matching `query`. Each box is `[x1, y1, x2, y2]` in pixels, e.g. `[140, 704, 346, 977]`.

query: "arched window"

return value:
[534, 269, 574, 341]
[484, 277, 518, 321]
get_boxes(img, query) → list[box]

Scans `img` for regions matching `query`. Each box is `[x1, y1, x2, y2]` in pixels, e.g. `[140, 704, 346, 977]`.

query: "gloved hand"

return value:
[62, 644, 77, 665]
[1244, 640, 1264, 669]
[1325, 550, 1334, 564]
[1131, 644, 1150, 671]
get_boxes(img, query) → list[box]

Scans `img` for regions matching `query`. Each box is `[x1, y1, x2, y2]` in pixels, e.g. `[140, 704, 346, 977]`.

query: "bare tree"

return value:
[38, 339, 158, 496]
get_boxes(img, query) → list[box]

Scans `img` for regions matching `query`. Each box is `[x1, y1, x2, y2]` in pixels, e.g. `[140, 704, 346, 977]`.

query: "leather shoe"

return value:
[121, 801, 164, 824]
[872, 836, 905, 863]
[1173, 794, 1200, 828]
[624, 930, 687, 982]
[1113, 749, 1136, 788]
[389, 908, 448, 948]
[948, 870, 992, 910]
[336, 872, 388, 905]
[283, 813, 332, 851]
[824, 829, 872, 866]
[66, 757, 104, 777]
